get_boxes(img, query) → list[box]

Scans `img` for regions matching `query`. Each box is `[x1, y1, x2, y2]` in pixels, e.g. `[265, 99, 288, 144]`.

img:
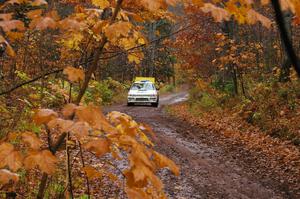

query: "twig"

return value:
[0, 69, 63, 96]
[66, 132, 74, 198]
[79, 142, 91, 198]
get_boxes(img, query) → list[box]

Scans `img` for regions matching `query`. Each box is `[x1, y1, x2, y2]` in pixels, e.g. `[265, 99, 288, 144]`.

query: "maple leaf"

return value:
[0, 169, 19, 185]
[24, 150, 58, 175]
[153, 151, 179, 176]
[0, 143, 23, 172]
[128, 52, 144, 64]
[63, 66, 85, 83]
[92, 0, 110, 9]
[192, 0, 204, 7]
[82, 166, 102, 180]
[83, 138, 110, 157]
[32, 0, 48, 6]
[69, 122, 91, 139]
[0, 20, 25, 32]
[166, 0, 179, 6]
[0, 13, 12, 21]
[140, 0, 167, 11]
[246, 9, 272, 28]
[33, 109, 58, 125]
[22, 132, 42, 150]
[35, 17, 57, 30]
[75, 104, 117, 133]
[0, 35, 15, 57]
[104, 22, 132, 41]
[126, 187, 150, 199]
[201, 3, 230, 22]
[58, 18, 87, 30]
[62, 103, 77, 118]
[47, 118, 74, 133]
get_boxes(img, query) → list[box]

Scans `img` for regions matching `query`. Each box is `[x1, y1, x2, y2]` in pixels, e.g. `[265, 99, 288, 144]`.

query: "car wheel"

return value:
[127, 102, 133, 106]
[151, 102, 159, 107]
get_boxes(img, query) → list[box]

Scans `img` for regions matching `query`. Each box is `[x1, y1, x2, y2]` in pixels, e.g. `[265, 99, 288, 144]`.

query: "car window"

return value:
[130, 83, 155, 90]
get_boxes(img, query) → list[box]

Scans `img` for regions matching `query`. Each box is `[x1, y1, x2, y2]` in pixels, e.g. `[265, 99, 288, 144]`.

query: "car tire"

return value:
[127, 102, 134, 106]
[151, 102, 159, 107]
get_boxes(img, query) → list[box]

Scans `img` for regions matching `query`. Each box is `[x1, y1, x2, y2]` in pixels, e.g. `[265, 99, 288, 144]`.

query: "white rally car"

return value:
[127, 80, 159, 107]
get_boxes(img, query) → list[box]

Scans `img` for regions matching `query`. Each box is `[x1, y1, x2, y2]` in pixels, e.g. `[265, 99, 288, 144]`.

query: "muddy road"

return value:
[105, 92, 294, 199]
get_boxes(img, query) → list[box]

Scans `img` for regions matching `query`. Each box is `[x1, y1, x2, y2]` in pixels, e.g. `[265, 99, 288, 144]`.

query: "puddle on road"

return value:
[150, 122, 219, 158]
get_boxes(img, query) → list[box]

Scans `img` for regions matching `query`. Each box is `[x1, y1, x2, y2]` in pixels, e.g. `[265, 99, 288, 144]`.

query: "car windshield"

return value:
[130, 82, 155, 91]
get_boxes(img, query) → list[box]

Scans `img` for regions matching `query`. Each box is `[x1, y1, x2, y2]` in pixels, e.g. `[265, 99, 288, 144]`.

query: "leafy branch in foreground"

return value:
[0, 104, 179, 198]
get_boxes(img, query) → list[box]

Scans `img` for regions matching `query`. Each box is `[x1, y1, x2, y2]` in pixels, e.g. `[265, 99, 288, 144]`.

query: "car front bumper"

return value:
[128, 96, 158, 103]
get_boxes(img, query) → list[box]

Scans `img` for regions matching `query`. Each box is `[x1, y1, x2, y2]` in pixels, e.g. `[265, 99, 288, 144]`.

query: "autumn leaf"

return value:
[104, 22, 132, 41]
[62, 103, 77, 118]
[0, 169, 19, 185]
[63, 66, 85, 83]
[126, 187, 150, 199]
[83, 138, 110, 157]
[201, 3, 230, 22]
[153, 151, 179, 176]
[246, 9, 272, 28]
[140, 0, 167, 11]
[24, 150, 57, 175]
[0, 143, 23, 172]
[33, 109, 58, 125]
[32, 0, 48, 6]
[22, 132, 42, 150]
[0, 20, 25, 32]
[75, 104, 117, 133]
[92, 0, 110, 8]
[82, 166, 102, 180]
[69, 122, 91, 139]
[47, 118, 74, 133]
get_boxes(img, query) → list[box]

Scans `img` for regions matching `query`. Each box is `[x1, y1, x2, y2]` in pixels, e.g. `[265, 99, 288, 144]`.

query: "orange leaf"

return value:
[126, 187, 150, 199]
[0, 20, 25, 32]
[33, 109, 58, 125]
[47, 118, 74, 133]
[83, 138, 110, 157]
[75, 104, 117, 133]
[0, 169, 19, 185]
[0, 143, 23, 172]
[104, 21, 132, 41]
[82, 166, 102, 180]
[153, 151, 179, 176]
[62, 103, 77, 118]
[22, 132, 42, 150]
[24, 150, 57, 175]
[63, 66, 85, 83]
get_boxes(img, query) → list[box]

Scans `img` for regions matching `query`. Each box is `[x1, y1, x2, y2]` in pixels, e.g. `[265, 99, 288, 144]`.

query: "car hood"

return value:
[128, 90, 157, 95]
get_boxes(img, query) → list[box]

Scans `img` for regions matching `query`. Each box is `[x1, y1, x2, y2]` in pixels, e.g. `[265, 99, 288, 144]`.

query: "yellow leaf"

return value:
[63, 66, 85, 83]
[104, 22, 132, 41]
[92, 0, 110, 8]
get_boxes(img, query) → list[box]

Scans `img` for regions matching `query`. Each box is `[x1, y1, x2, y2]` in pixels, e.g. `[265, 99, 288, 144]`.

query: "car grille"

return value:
[136, 98, 149, 101]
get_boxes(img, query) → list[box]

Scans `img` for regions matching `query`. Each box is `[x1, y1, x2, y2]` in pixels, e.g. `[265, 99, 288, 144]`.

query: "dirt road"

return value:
[105, 92, 294, 199]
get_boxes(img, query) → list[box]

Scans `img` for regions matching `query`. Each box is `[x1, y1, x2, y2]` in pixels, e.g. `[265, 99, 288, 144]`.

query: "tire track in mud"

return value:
[104, 92, 291, 199]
